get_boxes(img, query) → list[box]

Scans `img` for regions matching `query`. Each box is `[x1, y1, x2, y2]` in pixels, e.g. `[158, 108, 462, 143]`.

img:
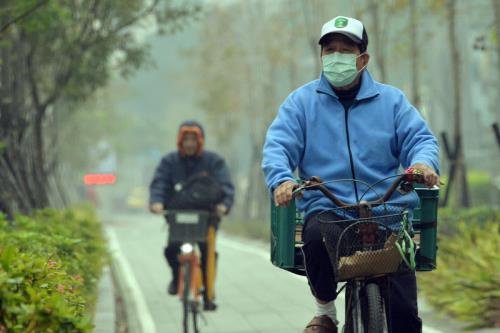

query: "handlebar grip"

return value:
[404, 167, 425, 183]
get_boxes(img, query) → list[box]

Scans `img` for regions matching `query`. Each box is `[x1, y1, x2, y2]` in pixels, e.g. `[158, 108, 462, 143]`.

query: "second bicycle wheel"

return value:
[182, 261, 191, 333]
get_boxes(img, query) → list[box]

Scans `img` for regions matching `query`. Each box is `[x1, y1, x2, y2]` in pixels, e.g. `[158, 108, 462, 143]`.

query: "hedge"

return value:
[0, 208, 107, 332]
[418, 207, 500, 329]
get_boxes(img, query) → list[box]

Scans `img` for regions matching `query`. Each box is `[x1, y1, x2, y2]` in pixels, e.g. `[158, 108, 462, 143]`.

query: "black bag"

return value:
[168, 172, 224, 210]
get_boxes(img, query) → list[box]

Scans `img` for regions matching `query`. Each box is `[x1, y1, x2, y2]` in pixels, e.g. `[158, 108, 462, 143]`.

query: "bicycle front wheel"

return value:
[361, 283, 386, 333]
[182, 261, 191, 333]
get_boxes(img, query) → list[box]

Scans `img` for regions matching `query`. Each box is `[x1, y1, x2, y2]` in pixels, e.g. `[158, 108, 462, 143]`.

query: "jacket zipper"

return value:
[344, 106, 360, 203]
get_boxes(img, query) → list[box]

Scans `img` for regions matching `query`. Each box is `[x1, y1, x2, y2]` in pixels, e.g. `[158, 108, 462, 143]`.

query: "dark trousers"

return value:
[302, 213, 422, 333]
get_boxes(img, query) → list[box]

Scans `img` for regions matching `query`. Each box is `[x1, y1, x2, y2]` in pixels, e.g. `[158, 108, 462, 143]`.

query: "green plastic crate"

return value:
[270, 199, 303, 269]
[412, 188, 439, 271]
[270, 187, 439, 273]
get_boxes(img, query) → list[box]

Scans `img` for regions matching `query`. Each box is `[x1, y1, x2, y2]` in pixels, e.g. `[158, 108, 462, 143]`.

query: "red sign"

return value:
[84, 173, 117, 185]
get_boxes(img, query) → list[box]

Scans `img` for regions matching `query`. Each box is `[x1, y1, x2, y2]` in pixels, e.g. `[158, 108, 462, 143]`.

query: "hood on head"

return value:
[177, 120, 205, 157]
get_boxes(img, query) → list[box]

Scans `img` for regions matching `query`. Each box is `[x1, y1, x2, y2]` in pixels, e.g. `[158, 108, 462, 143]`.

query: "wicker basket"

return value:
[318, 205, 407, 282]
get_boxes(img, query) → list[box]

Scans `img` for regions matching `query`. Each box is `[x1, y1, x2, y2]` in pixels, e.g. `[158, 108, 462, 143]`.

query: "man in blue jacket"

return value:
[262, 16, 439, 333]
[149, 120, 235, 311]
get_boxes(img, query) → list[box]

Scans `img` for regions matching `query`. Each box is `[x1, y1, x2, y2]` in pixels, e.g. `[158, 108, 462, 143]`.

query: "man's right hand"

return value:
[149, 202, 165, 214]
[273, 180, 297, 207]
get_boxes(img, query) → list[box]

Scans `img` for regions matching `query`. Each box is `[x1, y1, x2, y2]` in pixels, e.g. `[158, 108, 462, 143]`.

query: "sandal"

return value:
[303, 315, 337, 333]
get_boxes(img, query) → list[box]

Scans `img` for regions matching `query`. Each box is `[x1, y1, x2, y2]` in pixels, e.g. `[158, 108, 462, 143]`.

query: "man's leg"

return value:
[388, 272, 422, 333]
[164, 242, 181, 295]
[302, 214, 338, 332]
[302, 214, 338, 302]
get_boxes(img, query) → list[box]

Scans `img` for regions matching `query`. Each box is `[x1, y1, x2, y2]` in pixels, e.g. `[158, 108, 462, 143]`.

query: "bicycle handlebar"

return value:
[292, 168, 426, 208]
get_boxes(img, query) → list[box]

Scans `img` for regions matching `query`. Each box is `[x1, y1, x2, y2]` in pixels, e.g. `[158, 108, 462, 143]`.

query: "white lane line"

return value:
[218, 233, 444, 333]
[218, 234, 270, 260]
[106, 227, 157, 333]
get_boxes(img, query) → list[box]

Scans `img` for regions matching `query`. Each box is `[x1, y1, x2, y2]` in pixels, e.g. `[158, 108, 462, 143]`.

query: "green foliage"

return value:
[468, 170, 498, 206]
[439, 206, 500, 231]
[418, 208, 500, 329]
[0, 0, 201, 214]
[1, 0, 201, 106]
[0, 208, 107, 332]
[440, 170, 498, 207]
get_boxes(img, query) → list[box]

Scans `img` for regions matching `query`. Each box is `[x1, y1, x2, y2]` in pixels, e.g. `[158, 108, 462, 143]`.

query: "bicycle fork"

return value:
[178, 244, 203, 333]
[345, 281, 363, 332]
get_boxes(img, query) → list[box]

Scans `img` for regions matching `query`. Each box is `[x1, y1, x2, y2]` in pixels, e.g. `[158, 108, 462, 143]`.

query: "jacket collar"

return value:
[316, 70, 380, 101]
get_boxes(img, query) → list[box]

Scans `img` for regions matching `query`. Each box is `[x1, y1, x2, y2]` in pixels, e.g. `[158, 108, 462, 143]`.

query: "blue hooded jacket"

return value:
[262, 70, 439, 219]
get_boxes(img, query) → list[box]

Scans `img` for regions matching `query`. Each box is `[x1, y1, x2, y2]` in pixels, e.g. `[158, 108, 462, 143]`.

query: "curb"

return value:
[93, 266, 116, 333]
[106, 227, 157, 333]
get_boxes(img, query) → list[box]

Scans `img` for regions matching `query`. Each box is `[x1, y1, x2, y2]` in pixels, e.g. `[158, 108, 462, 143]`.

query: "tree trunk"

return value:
[493, 0, 500, 120]
[409, 0, 421, 109]
[447, 0, 469, 207]
[33, 110, 50, 207]
[300, 0, 322, 76]
[368, 0, 387, 82]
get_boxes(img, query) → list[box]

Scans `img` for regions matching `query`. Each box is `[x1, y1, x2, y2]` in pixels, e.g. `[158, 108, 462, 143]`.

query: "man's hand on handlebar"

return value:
[149, 202, 165, 214]
[407, 163, 440, 187]
[215, 203, 228, 218]
[273, 180, 298, 206]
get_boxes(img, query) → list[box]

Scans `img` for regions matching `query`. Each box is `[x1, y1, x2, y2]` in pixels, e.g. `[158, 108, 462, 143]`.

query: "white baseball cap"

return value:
[319, 16, 364, 45]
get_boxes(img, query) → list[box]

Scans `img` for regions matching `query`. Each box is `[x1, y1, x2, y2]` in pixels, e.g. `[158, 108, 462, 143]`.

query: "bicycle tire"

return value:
[182, 261, 191, 333]
[362, 283, 386, 333]
[192, 302, 199, 333]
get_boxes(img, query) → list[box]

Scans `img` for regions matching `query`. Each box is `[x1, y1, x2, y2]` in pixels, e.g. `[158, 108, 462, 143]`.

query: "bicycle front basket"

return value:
[317, 205, 407, 281]
[166, 210, 211, 243]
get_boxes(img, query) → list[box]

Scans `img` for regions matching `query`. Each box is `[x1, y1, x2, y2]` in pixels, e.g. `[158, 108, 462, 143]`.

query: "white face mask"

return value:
[322, 52, 366, 87]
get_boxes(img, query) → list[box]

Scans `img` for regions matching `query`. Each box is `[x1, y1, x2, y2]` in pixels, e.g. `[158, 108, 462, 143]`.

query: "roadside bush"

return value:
[438, 206, 500, 235]
[440, 170, 499, 206]
[418, 208, 500, 329]
[0, 208, 107, 332]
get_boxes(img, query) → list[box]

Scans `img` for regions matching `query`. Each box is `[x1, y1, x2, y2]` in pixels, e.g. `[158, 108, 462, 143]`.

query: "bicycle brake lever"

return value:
[292, 176, 323, 195]
[292, 186, 304, 196]
[398, 181, 414, 195]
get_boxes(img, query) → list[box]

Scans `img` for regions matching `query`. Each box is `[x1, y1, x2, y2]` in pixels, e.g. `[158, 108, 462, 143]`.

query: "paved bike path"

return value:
[103, 212, 471, 333]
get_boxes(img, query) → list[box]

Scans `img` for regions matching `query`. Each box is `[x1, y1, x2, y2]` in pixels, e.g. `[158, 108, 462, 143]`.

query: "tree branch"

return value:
[26, 45, 42, 111]
[81, 0, 161, 50]
[0, 0, 49, 34]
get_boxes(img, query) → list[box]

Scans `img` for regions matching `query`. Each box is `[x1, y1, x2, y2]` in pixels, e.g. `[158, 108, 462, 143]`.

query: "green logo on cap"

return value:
[334, 17, 348, 28]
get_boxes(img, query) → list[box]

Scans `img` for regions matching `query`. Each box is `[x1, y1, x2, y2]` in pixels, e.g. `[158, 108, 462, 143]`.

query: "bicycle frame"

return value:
[293, 171, 427, 333]
[165, 210, 215, 333]
[331, 220, 399, 333]
[178, 242, 203, 333]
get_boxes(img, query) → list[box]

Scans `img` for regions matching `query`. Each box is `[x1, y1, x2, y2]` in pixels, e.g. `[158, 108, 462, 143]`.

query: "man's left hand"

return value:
[410, 163, 440, 187]
[215, 204, 228, 218]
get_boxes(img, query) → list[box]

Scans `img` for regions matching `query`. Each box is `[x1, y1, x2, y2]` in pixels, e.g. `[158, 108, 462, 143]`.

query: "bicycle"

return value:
[165, 210, 217, 333]
[271, 169, 439, 333]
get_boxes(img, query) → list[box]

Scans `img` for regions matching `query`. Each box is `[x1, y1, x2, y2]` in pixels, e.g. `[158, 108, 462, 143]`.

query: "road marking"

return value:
[106, 227, 157, 333]
[218, 234, 270, 260]
[218, 233, 444, 333]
